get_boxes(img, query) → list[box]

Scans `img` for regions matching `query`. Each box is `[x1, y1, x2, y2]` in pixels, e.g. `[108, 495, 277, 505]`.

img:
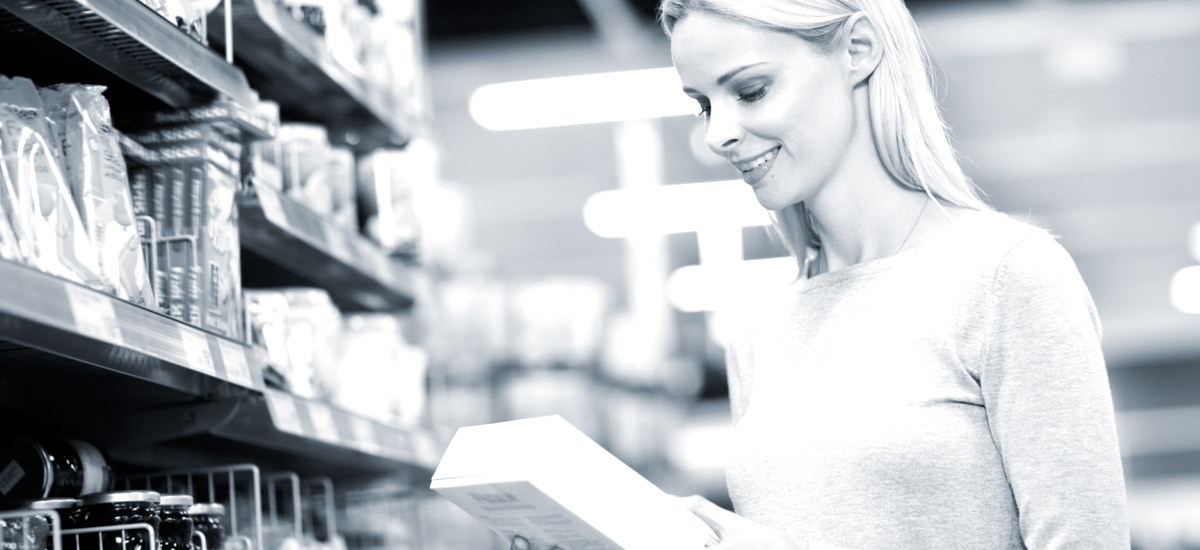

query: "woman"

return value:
[510, 0, 1127, 548]
[659, 0, 1129, 548]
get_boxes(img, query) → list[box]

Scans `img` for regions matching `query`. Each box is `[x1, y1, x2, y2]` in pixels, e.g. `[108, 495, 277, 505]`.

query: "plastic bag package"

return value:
[41, 84, 155, 307]
[0, 76, 106, 289]
[0, 179, 19, 261]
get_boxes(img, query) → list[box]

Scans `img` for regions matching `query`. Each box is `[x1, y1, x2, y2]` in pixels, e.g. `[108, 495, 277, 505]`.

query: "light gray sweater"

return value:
[723, 210, 1129, 549]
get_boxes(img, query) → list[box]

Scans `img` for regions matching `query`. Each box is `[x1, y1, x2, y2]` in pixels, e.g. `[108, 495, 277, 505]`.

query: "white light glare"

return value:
[666, 257, 797, 313]
[1170, 266, 1200, 314]
[583, 180, 770, 238]
[469, 67, 697, 130]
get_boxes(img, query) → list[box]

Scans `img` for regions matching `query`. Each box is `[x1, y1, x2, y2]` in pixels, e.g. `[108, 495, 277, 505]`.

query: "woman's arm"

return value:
[980, 232, 1130, 548]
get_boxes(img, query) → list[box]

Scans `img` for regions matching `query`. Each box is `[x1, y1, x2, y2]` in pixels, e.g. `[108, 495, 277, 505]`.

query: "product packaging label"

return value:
[0, 459, 25, 495]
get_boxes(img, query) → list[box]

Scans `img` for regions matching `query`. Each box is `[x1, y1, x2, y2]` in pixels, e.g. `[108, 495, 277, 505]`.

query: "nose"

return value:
[704, 107, 741, 154]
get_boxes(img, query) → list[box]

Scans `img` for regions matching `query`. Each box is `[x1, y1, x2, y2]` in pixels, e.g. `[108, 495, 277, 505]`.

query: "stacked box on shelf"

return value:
[125, 123, 245, 340]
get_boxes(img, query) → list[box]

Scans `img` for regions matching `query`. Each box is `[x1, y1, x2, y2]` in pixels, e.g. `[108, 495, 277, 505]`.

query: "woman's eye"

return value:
[738, 86, 767, 102]
[696, 102, 711, 119]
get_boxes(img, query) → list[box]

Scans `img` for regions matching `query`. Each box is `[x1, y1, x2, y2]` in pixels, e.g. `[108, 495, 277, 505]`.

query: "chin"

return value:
[751, 185, 802, 212]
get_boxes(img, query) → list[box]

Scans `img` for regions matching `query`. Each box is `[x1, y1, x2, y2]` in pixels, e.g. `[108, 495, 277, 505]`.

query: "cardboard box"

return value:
[431, 416, 718, 550]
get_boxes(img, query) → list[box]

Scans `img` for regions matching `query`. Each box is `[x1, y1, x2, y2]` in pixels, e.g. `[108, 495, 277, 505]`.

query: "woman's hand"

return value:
[680, 495, 809, 550]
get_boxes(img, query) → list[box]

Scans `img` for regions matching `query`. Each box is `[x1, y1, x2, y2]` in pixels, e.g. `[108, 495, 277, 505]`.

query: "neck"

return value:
[808, 180, 930, 272]
[803, 93, 933, 272]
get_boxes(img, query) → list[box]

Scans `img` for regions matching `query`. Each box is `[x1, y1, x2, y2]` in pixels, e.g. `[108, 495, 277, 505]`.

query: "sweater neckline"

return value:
[788, 208, 985, 293]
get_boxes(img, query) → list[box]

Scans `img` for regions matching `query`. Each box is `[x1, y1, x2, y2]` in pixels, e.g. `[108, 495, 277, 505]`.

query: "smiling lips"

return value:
[733, 146, 780, 185]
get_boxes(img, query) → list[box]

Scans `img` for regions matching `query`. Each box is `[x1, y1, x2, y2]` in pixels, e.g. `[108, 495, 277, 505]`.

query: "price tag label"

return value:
[350, 416, 377, 451]
[307, 403, 340, 443]
[266, 391, 304, 434]
[180, 330, 216, 375]
[256, 187, 287, 225]
[65, 285, 124, 345]
[218, 340, 254, 387]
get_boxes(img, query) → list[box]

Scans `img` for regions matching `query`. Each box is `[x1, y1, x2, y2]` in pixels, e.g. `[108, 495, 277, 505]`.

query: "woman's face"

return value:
[671, 12, 856, 211]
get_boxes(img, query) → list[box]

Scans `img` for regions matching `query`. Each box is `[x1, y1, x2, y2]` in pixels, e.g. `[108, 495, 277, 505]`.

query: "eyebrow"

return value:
[681, 62, 767, 94]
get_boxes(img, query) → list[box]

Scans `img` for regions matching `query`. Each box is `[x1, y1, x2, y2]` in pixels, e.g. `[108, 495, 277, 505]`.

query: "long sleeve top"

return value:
[723, 209, 1129, 549]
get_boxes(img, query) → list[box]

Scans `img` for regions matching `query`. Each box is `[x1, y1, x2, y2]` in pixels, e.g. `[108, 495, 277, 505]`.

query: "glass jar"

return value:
[158, 496, 193, 550]
[73, 491, 160, 550]
[0, 439, 113, 500]
[187, 504, 223, 550]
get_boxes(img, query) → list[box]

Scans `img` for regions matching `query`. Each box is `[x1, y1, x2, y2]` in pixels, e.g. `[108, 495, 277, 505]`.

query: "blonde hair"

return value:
[659, 0, 990, 266]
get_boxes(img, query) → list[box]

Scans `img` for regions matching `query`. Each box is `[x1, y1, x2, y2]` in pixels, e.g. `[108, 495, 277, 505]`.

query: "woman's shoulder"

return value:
[944, 208, 1085, 291]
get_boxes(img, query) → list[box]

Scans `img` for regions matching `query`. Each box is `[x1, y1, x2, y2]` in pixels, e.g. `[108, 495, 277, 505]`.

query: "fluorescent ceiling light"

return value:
[1170, 265, 1200, 314]
[469, 67, 697, 130]
[583, 179, 771, 238]
[666, 257, 797, 313]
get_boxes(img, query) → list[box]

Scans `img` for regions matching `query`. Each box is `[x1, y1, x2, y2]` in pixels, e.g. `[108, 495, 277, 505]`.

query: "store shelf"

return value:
[94, 389, 440, 479]
[0, 259, 260, 398]
[238, 185, 416, 312]
[0, 0, 256, 110]
[253, 388, 439, 471]
[208, 0, 410, 152]
[0, 260, 434, 477]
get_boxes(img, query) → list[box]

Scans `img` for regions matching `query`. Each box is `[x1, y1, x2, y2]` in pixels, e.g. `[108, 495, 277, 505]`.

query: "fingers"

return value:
[510, 535, 529, 550]
[678, 495, 733, 539]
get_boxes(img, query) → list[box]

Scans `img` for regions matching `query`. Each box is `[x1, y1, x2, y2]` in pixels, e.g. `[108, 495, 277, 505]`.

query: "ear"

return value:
[843, 13, 883, 85]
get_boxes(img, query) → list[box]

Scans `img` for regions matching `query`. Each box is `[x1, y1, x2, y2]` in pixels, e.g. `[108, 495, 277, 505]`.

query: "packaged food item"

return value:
[245, 290, 293, 374]
[151, 97, 276, 135]
[431, 416, 720, 550]
[0, 76, 106, 290]
[277, 0, 326, 35]
[134, 0, 205, 44]
[41, 84, 155, 307]
[150, 137, 243, 339]
[0, 192, 19, 262]
[356, 147, 424, 257]
[243, 288, 341, 399]
[119, 132, 161, 166]
[278, 123, 330, 205]
[0, 438, 113, 501]
[336, 314, 426, 425]
[73, 491, 161, 550]
[326, 146, 357, 231]
[189, 503, 225, 550]
[160, 495, 195, 550]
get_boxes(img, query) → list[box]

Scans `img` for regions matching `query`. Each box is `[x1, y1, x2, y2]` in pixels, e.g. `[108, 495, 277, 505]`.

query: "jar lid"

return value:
[189, 503, 226, 515]
[28, 498, 81, 510]
[80, 491, 161, 505]
[160, 495, 194, 507]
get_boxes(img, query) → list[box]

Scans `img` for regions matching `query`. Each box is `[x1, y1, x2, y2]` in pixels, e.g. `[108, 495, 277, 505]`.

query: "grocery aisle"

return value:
[3, 1, 1200, 549]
